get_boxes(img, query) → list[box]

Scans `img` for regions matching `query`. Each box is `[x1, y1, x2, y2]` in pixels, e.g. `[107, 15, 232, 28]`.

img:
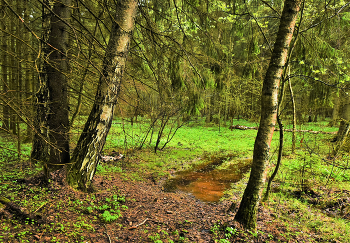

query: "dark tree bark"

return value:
[234, 0, 302, 230]
[67, 0, 137, 191]
[31, 0, 71, 176]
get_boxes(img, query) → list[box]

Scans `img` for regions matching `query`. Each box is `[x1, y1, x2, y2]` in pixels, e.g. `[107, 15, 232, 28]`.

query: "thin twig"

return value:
[104, 225, 112, 243]
[34, 202, 48, 213]
[128, 218, 149, 230]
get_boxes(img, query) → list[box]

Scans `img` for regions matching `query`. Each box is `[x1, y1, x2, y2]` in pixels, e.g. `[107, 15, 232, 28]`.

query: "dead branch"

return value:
[0, 196, 44, 223]
[229, 124, 336, 134]
[128, 218, 149, 230]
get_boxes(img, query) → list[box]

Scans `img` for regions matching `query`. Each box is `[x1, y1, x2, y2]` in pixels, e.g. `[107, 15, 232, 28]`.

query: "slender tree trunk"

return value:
[31, 0, 71, 176]
[264, 73, 287, 201]
[234, 0, 302, 230]
[24, 13, 33, 143]
[9, 3, 17, 135]
[67, 0, 137, 191]
[288, 70, 297, 154]
[1, 2, 9, 131]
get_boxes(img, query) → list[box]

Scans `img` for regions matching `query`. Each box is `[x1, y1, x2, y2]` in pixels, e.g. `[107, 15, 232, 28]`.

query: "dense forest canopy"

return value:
[1, 0, 349, 136]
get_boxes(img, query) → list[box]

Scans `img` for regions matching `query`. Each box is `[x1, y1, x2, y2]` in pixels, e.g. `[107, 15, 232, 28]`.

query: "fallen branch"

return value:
[34, 202, 48, 213]
[128, 218, 149, 230]
[0, 196, 44, 223]
[229, 124, 336, 134]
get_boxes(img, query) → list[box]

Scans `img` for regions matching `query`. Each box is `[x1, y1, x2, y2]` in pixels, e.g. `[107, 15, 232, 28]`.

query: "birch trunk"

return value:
[67, 0, 137, 191]
[234, 0, 302, 230]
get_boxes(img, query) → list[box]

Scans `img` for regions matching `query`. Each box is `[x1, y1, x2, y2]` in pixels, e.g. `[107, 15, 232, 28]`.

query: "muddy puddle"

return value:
[163, 154, 252, 202]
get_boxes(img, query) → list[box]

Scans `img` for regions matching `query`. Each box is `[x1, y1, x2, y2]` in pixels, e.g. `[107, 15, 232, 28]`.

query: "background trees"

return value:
[2, 0, 349, 151]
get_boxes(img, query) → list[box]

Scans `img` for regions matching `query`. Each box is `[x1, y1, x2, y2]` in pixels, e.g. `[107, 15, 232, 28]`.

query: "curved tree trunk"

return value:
[234, 0, 302, 230]
[67, 0, 137, 191]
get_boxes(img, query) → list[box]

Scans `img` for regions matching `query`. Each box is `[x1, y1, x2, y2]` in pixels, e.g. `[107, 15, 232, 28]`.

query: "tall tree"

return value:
[234, 0, 302, 230]
[67, 0, 138, 191]
[31, 0, 72, 176]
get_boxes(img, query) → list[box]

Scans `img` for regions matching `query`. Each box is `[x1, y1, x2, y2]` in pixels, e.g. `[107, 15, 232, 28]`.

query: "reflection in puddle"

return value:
[164, 154, 252, 202]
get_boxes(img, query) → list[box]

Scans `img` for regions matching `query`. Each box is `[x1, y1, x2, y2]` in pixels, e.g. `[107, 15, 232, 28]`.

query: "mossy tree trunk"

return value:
[234, 0, 302, 230]
[67, 0, 137, 191]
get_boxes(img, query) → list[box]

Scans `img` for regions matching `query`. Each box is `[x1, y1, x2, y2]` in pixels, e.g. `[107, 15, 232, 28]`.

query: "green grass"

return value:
[0, 117, 349, 242]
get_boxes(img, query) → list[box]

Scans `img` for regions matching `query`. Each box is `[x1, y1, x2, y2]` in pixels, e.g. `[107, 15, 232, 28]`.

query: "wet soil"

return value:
[163, 154, 252, 202]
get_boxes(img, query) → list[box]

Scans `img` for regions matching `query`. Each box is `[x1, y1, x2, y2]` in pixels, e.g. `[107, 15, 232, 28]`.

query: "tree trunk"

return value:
[31, 0, 72, 176]
[23, 9, 33, 143]
[9, 3, 17, 135]
[234, 0, 302, 230]
[67, 0, 137, 191]
[288, 71, 297, 154]
[1, 3, 9, 131]
[336, 92, 350, 142]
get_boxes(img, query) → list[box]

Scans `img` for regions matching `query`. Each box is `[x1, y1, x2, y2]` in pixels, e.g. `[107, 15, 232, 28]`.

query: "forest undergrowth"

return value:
[0, 118, 349, 242]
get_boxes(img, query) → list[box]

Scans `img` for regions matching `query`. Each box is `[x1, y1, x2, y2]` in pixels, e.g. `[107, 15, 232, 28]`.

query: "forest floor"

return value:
[1, 120, 350, 242]
[1, 156, 349, 243]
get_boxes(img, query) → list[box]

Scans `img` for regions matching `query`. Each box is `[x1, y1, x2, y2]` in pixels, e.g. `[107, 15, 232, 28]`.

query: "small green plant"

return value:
[86, 206, 93, 214]
[225, 226, 237, 238]
[100, 210, 120, 223]
[248, 230, 258, 238]
[148, 233, 162, 243]
[210, 222, 220, 238]
[218, 239, 230, 243]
